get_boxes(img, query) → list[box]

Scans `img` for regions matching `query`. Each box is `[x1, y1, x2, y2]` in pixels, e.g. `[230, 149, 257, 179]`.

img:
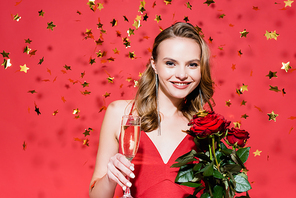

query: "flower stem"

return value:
[212, 136, 220, 171]
[208, 138, 213, 161]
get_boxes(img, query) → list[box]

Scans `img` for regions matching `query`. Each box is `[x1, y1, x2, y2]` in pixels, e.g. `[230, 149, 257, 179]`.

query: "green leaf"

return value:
[175, 164, 194, 183]
[213, 185, 224, 198]
[180, 182, 202, 188]
[193, 163, 202, 172]
[200, 192, 211, 198]
[213, 169, 224, 179]
[234, 174, 252, 192]
[222, 164, 242, 173]
[237, 147, 250, 164]
[203, 162, 214, 177]
[195, 153, 212, 162]
[171, 150, 197, 167]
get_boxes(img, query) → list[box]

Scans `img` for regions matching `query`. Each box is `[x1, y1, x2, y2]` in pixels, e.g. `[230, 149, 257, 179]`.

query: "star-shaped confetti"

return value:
[128, 51, 136, 59]
[47, 21, 56, 30]
[241, 100, 247, 106]
[29, 49, 37, 57]
[238, 50, 243, 57]
[267, 111, 278, 121]
[89, 57, 96, 65]
[284, 0, 294, 7]
[98, 3, 104, 10]
[73, 108, 80, 114]
[103, 92, 111, 98]
[225, 100, 231, 107]
[281, 61, 292, 72]
[204, 0, 215, 6]
[35, 105, 41, 115]
[1, 50, 10, 58]
[155, 15, 162, 23]
[240, 29, 249, 38]
[64, 65, 71, 70]
[183, 16, 189, 22]
[253, 6, 259, 10]
[2, 59, 12, 69]
[123, 37, 131, 48]
[240, 84, 248, 93]
[107, 76, 114, 83]
[266, 71, 277, 79]
[186, 2, 192, 9]
[25, 38, 32, 44]
[80, 81, 89, 88]
[253, 149, 262, 156]
[110, 19, 117, 27]
[231, 64, 236, 71]
[219, 14, 226, 18]
[38, 57, 44, 65]
[53, 110, 58, 116]
[132, 20, 141, 29]
[241, 114, 249, 119]
[28, 90, 37, 94]
[233, 121, 241, 128]
[164, 0, 172, 5]
[143, 13, 148, 21]
[269, 85, 280, 92]
[38, 10, 45, 16]
[20, 64, 29, 73]
[13, 13, 21, 21]
[24, 46, 31, 54]
[265, 30, 279, 40]
[127, 28, 135, 36]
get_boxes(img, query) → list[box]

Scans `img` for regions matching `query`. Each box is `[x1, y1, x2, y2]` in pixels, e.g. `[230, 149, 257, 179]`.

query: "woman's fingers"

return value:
[107, 153, 135, 189]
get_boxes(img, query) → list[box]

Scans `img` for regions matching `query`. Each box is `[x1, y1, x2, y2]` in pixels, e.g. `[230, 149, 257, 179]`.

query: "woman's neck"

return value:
[158, 92, 184, 117]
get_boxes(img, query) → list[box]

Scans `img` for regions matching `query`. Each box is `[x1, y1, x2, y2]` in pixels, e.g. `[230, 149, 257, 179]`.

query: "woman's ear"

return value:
[150, 57, 157, 74]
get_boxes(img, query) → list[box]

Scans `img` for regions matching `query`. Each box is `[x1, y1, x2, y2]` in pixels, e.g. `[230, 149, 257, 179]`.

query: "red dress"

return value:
[115, 131, 197, 198]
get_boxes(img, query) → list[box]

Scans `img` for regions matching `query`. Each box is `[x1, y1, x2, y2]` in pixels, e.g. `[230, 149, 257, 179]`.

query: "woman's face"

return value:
[152, 37, 202, 102]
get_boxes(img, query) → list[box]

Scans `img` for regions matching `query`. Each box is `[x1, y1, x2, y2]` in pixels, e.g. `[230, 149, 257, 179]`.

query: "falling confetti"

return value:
[253, 149, 262, 156]
[267, 111, 278, 121]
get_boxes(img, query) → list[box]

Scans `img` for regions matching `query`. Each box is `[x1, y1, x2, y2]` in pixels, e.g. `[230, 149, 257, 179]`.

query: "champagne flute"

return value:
[120, 115, 141, 198]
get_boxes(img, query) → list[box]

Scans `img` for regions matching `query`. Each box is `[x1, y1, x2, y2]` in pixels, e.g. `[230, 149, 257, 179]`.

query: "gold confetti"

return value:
[38, 10, 45, 16]
[73, 108, 80, 114]
[241, 114, 249, 119]
[47, 21, 56, 30]
[13, 13, 21, 21]
[284, 0, 294, 7]
[281, 61, 292, 72]
[53, 110, 58, 116]
[253, 149, 262, 156]
[98, 3, 104, 10]
[185, 2, 192, 9]
[269, 85, 280, 92]
[23, 141, 27, 151]
[20, 64, 29, 73]
[233, 121, 241, 128]
[204, 0, 215, 6]
[225, 100, 231, 107]
[155, 15, 162, 23]
[2, 59, 12, 69]
[267, 111, 278, 121]
[240, 29, 249, 38]
[107, 77, 114, 83]
[266, 71, 277, 79]
[103, 92, 110, 98]
[240, 84, 248, 92]
[265, 30, 279, 40]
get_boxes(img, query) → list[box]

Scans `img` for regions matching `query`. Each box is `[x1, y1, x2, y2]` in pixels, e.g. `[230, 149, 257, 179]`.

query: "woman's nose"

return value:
[175, 66, 188, 80]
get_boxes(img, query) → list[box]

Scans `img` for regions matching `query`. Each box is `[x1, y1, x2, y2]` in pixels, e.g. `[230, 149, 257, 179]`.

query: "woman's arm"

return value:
[89, 100, 135, 198]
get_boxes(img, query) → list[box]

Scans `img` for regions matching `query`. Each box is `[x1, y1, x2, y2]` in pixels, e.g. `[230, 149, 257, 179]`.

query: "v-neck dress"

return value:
[115, 130, 197, 198]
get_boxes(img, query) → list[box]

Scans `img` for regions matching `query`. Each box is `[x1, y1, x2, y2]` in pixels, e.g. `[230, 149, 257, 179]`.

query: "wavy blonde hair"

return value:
[135, 22, 214, 132]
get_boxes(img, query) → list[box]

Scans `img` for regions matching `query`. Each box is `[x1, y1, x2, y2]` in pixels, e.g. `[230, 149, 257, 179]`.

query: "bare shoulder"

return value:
[105, 100, 134, 117]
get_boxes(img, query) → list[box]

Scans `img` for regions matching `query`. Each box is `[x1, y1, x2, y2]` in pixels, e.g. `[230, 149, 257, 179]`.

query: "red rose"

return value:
[226, 127, 250, 147]
[188, 111, 231, 138]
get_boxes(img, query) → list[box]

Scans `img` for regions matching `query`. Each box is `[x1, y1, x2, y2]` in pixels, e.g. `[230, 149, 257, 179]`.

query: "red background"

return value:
[1, 0, 296, 197]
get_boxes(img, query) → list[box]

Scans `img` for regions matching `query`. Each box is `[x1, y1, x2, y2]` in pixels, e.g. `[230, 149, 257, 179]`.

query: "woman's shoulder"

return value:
[106, 99, 134, 115]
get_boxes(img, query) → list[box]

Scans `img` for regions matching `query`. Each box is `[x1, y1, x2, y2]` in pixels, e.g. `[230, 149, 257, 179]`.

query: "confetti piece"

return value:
[13, 13, 21, 21]
[269, 85, 280, 92]
[2, 59, 12, 69]
[240, 84, 248, 93]
[266, 71, 277, 79]
[23, 141, 26, 151]
[284, 0, 294, 7]
[20, 64, 29, 73]
[47, 21, 56, 30]
[254, 106, 262, 112]
[38, 10, 44, 16]
[53, 110, 58, 116]
[289, 127, 294, 134]
[267, 111, 278, 121]
[241, 100, 247, 106]
[265, 30, 279, 40]
[240, 29, 249, 38]
[185, 2, 192, 9]
[253, 149, 262, 156]
[233, 121, 241, 128]
[204, 0, 215, 6]
[225, 100, 231, 107]
[155, 15, 162, 23]
[241, 114, 249, 119]
[281, 62, 292, 72]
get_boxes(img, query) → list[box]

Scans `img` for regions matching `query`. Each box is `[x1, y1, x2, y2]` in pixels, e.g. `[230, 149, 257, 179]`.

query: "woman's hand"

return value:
[107, 153, 135, 191]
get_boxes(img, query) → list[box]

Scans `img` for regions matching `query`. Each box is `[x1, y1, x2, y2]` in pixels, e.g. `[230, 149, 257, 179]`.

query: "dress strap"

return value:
[129, 101, 135, 115]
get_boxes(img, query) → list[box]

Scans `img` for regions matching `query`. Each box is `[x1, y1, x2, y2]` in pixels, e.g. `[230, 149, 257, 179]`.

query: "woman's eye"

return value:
[166, 61, 175, 66]
[188, 63, 198, 67]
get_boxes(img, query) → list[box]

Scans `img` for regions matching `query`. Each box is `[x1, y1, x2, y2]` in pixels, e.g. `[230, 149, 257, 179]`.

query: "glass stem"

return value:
[123, 176, 132, 197]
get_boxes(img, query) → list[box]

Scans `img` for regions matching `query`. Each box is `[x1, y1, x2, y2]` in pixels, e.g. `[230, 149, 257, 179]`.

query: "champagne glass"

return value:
[120, 115, 141, 198]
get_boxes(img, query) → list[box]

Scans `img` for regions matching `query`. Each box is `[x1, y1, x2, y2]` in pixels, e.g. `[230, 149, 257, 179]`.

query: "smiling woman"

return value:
[89, 22, 214, 198]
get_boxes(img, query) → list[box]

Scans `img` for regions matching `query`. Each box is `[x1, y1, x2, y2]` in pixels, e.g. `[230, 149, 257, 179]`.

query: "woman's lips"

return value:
[171, 82, 191, 89]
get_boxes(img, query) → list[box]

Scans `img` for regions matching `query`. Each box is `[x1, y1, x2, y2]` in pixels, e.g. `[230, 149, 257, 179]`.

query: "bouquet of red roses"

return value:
[171, 111, 251, 198]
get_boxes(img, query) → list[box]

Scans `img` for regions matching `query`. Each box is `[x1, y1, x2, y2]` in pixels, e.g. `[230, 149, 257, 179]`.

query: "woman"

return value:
[89, 22, 214, 198]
